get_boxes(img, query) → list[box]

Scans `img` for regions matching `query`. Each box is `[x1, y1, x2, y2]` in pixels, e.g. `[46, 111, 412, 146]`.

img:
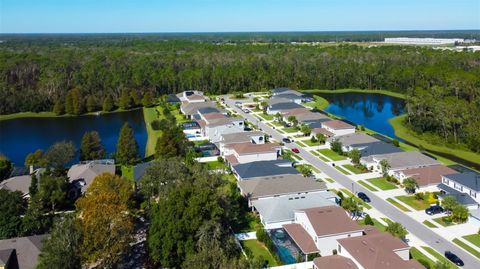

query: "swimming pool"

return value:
[269, 229, 300, 264]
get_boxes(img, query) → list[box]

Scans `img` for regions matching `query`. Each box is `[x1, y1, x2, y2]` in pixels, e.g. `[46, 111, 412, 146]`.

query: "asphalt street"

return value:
[223, 96, 480, 269]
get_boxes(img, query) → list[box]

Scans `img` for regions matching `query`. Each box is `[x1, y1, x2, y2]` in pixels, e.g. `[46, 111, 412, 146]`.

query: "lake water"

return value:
[317, 92, 405, 139]
[0, 109, 147, 166]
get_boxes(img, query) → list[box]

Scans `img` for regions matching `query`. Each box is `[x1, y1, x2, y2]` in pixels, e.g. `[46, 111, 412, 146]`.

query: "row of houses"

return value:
[176, 89, 425, 268]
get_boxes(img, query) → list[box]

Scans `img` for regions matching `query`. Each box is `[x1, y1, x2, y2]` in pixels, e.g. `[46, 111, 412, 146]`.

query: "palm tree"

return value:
[403, 177, 418, 194]
[379, 159, 390, 177]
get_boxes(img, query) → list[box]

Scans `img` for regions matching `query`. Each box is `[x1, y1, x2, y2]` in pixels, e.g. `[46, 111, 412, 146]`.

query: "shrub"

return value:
[150, 120, 162, 130]
[364, 214, 374, 226]
[392, 139, 400, 147]
[332, 249, 338, 255]
[414, 192, 424, 200]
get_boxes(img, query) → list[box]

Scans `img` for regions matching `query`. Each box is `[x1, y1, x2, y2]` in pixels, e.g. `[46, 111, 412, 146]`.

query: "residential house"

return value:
[202, 117, 245, 143]
[67, 160, 116, 199]
[326, 133, 402, 157]
[440, 172, 480, 207]
[311, 128, 334, 139]
[0, 234, 47, 269]
[321, 120, 356, 137]
[237, 174, 327, 205]
[218, 131, 265, 155]
[231, 159, 298, 180]
[360, 151, 440, 175]
[166, 93, 181, 104]
[313, 255, 359, 269]
[283, 206, 364, 256]
[224, 142, 282, 165]
[272, 93, 304, 104]
[180, 101, 217, 119]
[281, 108, 311, 120]
[252, 192, 339, 229]
[0, 175, 32, 199]
[337, 227, 424, 269]
[181, 121, 201, 136]
[394, 165, 458, 188]
[271, 87, 299, 96]
[180, 90, 207, 103]
[296, 112, 330, 124]
[267, 102, 305, 115]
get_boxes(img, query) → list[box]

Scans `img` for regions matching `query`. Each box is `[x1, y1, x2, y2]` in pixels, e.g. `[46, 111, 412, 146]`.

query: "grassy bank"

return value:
[143, 106, 163, 157]
[301, 88, 406, 99]
[390, 115, 480, 167]
[0, 108, 142, 121]
[304, 95, 329, 110]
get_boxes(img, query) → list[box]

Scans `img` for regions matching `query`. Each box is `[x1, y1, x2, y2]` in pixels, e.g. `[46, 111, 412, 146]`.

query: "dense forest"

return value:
[0, 37, 479, 152]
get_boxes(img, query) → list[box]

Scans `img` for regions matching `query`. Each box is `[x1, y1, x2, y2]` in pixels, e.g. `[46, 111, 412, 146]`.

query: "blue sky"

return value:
[1, 0, 479, 33]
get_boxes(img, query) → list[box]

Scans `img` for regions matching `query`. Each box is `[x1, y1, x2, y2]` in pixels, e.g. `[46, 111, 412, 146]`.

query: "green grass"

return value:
[462, 234, 480, 248]
[395, 195, 431, 211]
[121, 165, 134, 182]
[358, 180, 378, 192]
[303, 95, 330, 110]
[258, 113, 274, 121]
[386, 198, 411, 212]
[301, 164, 321, 173]
[303, 139, 321, 147]
[343, 164, 368, 174]
[0, 111, 58, 121]
[453, 239, 480, 259]
[410, 247, 436, 269]
[318, 148, 346, 161]
[283, 127, 299, 133]
[390, 115, 480, 167]
[366, 177, 397, 191]
[432, 216, 455, 227]
[143, 106, 164, 157]
[422, 220, 438, 228]
[272, 121, 284, 127]
[422, 246, 457, 269]
[241, 240, 278, 267]
[205, 160, 227, 170]
[335, 166, 350, 175]
[357, 217, 387, 231]
[324, 178, 334, 183]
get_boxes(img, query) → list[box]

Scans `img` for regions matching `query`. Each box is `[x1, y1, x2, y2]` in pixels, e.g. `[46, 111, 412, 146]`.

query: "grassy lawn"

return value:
[395, 195, 431, 211]
[358, 180, 378, 192]
[303, 139, 321, 147]
[366, 177, 397, 191]
[432, 216, 455, 227]
[324, 178, 334, 183]
[453, 239, 480, 259]
[386, 198, 411, 212]
[343, 164, 368, 174]
[121, 165, 134, 182]
[340, 188, 372, 210]
[410, 247, 436, 269]
[357, 217, 387, 231]
[335, 166, 350, 175]
[301, 164, 321, 173]
[258, 113, 275, 121]
[422, 220, 438, 228]
[303, 95, 330, 110]
[205, 160, 227, 170]
[0, 107, 141, 121]
[318, 148, 346, 161]
[390, 115, 480, 167]
[143, 106, 164, 157]
[283, 127, 299, 133]
[422, 246, 457, 269]
[241, 240, 278, 267]
[301, 88, 406, 99]
[271, 121, 284, 127]
[463, 234, 480, 248]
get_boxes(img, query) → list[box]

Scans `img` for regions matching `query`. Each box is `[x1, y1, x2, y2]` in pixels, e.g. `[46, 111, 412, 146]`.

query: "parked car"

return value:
[282, 138, 291, 143]
[235, 101, 242, 107]
[292, 148, 300, 154]
[243, 108, 250, 113]
[425, 205, 444, 215]
[445, 251, 464, 266]
[357, 192, 371, 203]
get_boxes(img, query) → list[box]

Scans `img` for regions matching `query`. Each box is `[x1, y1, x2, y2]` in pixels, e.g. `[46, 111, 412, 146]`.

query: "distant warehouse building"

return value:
[384, 37, 464, 45]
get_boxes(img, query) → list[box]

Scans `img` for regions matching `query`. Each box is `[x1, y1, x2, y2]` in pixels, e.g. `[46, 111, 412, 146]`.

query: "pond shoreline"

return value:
[301, 88, 406, 99]
[0, 107, 144, 121]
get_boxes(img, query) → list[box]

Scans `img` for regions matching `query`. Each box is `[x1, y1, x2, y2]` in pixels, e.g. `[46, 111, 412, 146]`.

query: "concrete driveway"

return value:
[222, 95, 480, 269]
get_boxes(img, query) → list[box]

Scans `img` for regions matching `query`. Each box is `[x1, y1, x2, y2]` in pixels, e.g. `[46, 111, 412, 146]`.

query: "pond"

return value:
[0, 109, 147, 166]
[316, 92, 405, 139]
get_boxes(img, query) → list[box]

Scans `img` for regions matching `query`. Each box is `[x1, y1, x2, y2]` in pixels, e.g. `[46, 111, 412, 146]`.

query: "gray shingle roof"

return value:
[197, 107, 220, 114]
[232, 160, 299, 179]
[274, 93, 304, 100]
[269, 102, 304, 111]
[296, 112, 329, 122]
[438, 184, 478, 205]
[328, 133, 379, 147]
[364, 151, 440, 170]
[220, 131, 264, 145]
[355, 141, 403, 157]
[443, 172, 480, 192]
[0, 175, 31, 196]
[252, 192, 338, 224]
[180, 102, 217, 115]
[238, 174, 327, 199]
[0, 234, 47, 269]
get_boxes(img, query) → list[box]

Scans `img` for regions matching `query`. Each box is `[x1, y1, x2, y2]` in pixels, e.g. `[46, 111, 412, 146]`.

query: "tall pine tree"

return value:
[116, 123, 139, 165]
[80, 131, 106, 161]
[102, 95, 114, 112]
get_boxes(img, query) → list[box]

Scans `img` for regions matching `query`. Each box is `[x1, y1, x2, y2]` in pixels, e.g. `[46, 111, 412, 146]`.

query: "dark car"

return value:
[282, 138, 291, 143]
[445, 251, 464, 266]
[425, 205, 444, 215]
[357, 192, 371, 203]
[292, 148, 300, 154]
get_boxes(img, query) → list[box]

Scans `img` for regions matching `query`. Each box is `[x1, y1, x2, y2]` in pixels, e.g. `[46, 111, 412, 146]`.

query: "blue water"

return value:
[317, 92, 405, 139]
[276, 245, 297, 264]
[0, 109, 147, 166]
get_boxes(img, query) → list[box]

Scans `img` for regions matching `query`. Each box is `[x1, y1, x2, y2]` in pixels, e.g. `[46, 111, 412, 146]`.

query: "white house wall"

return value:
[235, 152, 278, 164]
[316, 231, 363, 256]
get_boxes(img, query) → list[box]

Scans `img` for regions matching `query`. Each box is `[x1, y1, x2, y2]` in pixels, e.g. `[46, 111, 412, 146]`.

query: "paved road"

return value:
[223, 96, 480, 269]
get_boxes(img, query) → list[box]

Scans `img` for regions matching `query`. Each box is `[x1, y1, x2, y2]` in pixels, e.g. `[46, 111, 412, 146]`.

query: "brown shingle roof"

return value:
[283, 224, 318, 254]
[282, 108, 311, 116]
[397, 165, 458, 187]
[312, 128, 334, 137]
[323, 120, 355, 130]
[337, 232, 423, 269]
[229, 142, 280, 155]
[225, 155, 239, 165]
[186, 94, 205, 101]
[313, 255, 359, 269]
[299, 206, 363, 236]
[203, 113, 226, 121]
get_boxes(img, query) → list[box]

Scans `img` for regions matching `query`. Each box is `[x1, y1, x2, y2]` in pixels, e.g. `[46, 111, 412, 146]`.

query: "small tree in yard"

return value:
[300, 124, 311, 136]
[316, 133, 326, 145]
[116, 123, 140, 165]
[379, 159, 390, 177]
[451, 204, 469, 223]
[310, 136, 317, 143]
[364, 214, 374, 226]
[385, 222, 407, 239]
[341, 197, 362, 219]
[403, 177, 419, 194]
[441, 195, 458, 213]
[330, 139, 343, 154]
[274, 112, 282, 122]
[287, 115, 298, 127]
[260, 101, 268, 113]
[297, 165, 313, 177]
[349, 148, 361, 165]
